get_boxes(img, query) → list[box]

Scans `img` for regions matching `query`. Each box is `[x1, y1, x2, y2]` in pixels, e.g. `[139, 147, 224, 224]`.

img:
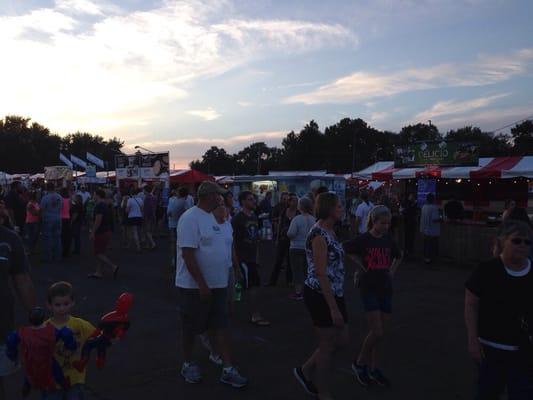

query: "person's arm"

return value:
[181, 248, 210, 299]
[286, 217, 298, 240]
[465, 289, 483, 363]
[13, 274, 36, 311]
[312, 235, 343, 327]
[231, 244, 242, 282]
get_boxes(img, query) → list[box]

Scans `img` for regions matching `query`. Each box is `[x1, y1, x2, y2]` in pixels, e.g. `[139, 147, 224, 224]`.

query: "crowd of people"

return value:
[0, 178, 532, 399]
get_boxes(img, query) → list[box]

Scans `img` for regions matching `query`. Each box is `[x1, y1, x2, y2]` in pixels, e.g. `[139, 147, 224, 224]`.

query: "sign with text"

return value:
[394, 141, 479, 167]
[45, 166, 73, 181]
[115, 152, 169, 180]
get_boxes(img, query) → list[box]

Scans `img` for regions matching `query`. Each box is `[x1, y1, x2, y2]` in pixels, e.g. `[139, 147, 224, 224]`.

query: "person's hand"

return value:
[468, 338, 484, 364]
[199, 285, 212, 302]
[330, 307, 344, 327]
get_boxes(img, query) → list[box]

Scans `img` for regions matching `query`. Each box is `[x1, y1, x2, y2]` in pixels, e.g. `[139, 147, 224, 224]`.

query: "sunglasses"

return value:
[511, 238, 532, 246]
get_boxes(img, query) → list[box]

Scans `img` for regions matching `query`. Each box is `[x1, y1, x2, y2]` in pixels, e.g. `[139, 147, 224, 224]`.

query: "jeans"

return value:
[25, 222, 40, 250]
[61, 218, 71, 257]
[476, 346, 533, 400]
[41, 219, 62, 262]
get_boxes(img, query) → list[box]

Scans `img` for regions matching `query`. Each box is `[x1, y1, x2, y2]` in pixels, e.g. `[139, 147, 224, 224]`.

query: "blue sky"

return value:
[1, 0, 532, 167]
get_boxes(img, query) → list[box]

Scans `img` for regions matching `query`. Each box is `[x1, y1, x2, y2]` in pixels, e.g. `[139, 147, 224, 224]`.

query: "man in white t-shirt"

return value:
[355, 191, 374, 234]
[176, 181, 247, 388]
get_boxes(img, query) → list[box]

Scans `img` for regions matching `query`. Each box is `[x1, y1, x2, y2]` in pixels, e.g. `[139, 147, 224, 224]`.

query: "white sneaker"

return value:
[209, 352, 223, 366]
[181, 362, 202, 384]
[220, 366, 248, 388]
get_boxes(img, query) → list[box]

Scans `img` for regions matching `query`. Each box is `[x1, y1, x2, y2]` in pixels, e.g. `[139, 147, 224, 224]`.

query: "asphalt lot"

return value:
[6, 232, 477, 400]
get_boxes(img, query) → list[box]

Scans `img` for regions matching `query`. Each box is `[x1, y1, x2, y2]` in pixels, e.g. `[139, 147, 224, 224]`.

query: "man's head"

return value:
[197, 181, 227, 211]
[239, 190, 256, 211]
[47, 281, 75, 318]
[224, 191, 234, 207]
[178, 187, 189, 198]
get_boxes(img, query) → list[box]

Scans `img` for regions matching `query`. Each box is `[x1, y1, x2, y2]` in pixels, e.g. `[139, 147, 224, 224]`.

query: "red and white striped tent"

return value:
[353, 156, 533, 181]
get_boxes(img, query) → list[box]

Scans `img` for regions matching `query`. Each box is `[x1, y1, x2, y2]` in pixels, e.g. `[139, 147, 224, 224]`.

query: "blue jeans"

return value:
[476, 346, 533, 400]
[41, 219, 62, 262]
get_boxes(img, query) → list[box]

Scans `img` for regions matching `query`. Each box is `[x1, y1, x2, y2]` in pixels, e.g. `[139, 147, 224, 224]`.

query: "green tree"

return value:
[510, 120, 533, 155]
[445, 126, 511, 156]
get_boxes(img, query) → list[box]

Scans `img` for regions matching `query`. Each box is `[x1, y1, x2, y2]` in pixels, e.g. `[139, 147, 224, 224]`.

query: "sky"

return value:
[1, 0, 532, 168]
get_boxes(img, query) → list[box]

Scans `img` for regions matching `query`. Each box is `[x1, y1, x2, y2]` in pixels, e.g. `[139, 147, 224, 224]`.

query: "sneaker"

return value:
[181, 362, 202, 384]
[288, 293, 304, 301]
[209, 352, 224, 366]
[370, 368, 391, 387]
[352, 363, 372, 387]
[293, 366, 318, 396]
[220, 366, 248, 388]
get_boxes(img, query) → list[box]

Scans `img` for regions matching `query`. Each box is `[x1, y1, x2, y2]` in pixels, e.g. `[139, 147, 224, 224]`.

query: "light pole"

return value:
[134, 145, 155, 154]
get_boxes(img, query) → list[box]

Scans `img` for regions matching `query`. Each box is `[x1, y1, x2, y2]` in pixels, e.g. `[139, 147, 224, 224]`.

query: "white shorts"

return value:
[0, 344, 19, 377]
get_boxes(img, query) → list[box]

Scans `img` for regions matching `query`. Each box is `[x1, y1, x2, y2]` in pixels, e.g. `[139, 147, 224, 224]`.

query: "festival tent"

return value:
[353, 156, 533, 181]
[169, 169, 214, 184]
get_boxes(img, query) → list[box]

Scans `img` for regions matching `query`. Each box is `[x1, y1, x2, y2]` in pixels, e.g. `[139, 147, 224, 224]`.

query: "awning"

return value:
[169, 169, 214, 184]
[353, 156, 533, 181]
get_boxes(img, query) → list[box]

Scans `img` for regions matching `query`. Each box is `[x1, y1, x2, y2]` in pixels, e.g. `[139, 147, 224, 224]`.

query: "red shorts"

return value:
[93, 231, 111, 255]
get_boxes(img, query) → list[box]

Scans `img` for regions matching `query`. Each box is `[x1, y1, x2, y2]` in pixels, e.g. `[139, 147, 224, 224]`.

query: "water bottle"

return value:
[234, 281, 242, 302]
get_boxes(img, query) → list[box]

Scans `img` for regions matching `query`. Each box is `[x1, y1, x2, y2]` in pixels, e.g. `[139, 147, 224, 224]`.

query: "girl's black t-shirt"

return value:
[465, 257, 533, 346]
[343, 233, 401, 294]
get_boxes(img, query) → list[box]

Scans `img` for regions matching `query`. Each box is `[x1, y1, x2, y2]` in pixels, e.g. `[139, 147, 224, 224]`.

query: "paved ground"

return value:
[6, 232, 477, 400]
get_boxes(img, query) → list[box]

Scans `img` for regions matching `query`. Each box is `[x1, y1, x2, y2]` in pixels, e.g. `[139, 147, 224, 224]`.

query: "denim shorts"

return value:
[361, 290, 392, 314]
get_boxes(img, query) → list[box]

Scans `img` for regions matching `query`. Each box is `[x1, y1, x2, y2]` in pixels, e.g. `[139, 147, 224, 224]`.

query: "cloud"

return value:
[285, 49, 533, 104]
[124, 130, 289, 168]
[237, 101, 253, 107]
[413, 93, 510, 122]
[55, 0, 103, 16]
[432, 105, 533, 131]
[0, 0, 356, 135]
[187, 107, 221, 121]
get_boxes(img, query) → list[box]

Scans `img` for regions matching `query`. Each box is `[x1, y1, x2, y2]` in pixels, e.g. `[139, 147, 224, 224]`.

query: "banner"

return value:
[44, 166, 73, 181]
[86, 152, 105, 169]
[70, 154, 87, 170]
[115, 152, 169, 180]
[395, 141, 479, 167]
[59, 153, 73, 169]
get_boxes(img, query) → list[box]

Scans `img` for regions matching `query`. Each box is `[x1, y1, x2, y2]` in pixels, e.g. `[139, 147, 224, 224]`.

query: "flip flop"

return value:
[113, 266, 119, 280]
[250, 318, 271, 327]
[87, 274, 103, 279]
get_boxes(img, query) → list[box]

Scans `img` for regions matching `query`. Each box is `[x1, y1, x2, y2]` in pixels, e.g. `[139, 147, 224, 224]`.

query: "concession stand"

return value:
[353, 141, 533, 264]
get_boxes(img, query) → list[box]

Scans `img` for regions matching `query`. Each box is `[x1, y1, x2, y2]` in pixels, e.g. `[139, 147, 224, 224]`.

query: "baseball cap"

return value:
[197, 181, 227, 197]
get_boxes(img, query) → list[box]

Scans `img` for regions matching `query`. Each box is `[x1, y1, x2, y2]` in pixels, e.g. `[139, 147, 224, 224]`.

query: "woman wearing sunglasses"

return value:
[465, 220, 533, 399]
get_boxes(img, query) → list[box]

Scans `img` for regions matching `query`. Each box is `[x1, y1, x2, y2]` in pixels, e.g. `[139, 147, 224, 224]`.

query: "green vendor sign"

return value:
[394, 141, 479, 168]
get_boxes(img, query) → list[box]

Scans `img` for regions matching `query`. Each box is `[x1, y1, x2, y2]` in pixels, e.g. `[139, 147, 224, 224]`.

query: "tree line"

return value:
[190, 118, 533, 175]
[0, 116, 124, 173]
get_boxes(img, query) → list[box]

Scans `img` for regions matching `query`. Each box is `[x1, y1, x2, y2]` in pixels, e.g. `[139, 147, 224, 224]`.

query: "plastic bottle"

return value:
[234, 281, 242, 302]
